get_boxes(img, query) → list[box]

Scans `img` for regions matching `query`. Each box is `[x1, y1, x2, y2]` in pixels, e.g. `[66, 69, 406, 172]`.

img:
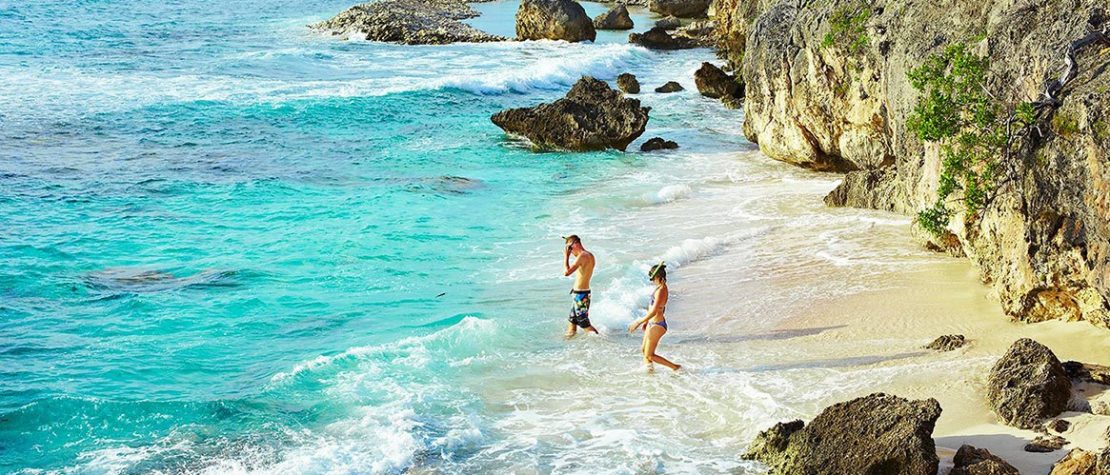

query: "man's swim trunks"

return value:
[569, 290, 592, 328]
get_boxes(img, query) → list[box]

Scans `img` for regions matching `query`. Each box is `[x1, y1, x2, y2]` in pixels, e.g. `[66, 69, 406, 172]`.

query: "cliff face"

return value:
[716, 0, 1110, 328]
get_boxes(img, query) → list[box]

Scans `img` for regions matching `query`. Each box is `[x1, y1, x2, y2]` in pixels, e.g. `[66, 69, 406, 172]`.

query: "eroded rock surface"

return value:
[987, 339, 1072, 429]
[1049, 448, 1110, 475]
[925, 334, 967, 351]
[694, 62, 742, 100]
[629, 26, 701, 50]
[648, 0, 708, 18]
[490, 76, 648, 151]
[312, 0, 504, 44]
[640, 137, 678, 151]
[743, 393, 941, 475]
[654, 81, 683, 93]
[616, 73, 640, 94]
[950, 445, 1019, 475]
[593, 3, 633, 30]
[516, 0, 596, 42]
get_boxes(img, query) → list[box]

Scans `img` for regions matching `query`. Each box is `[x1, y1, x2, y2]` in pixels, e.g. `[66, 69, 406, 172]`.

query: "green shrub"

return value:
[1051, 111, 1080, 137]
[822, 3, 871, 55]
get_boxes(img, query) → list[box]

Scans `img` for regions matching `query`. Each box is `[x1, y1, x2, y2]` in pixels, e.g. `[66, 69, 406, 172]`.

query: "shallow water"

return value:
[0, 1, 1038, 473]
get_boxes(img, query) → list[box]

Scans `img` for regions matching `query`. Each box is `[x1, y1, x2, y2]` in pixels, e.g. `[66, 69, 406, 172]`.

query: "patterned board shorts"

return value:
[569, 290, 592, 328]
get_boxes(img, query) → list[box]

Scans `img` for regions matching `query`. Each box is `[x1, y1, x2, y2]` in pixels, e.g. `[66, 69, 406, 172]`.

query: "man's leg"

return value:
[565, 321, 577, 338]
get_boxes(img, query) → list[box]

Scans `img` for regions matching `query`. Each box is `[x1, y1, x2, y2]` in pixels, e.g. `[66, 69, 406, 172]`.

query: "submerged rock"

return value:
[654, 81, 683, 93]
[950, 445, 1019, 475]
[693, 62, 742, 100]
[629, 26, 701, 50]
[987, 339, 1072, 429]
[743, 393, 941, 475]
[640, 137, 678, 151]
[925, 334, 967, 352]
[516, 0, 596, 42]
[490, 76, 649, 151]
[593, 3, 633, 30]
[616, 73, 640, 94]
[648, 0, 709, 18]
[312, 0, 504, 44]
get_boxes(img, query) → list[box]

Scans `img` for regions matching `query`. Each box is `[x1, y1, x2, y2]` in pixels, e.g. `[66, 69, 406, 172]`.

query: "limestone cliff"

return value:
[715, 0, 1110, 328]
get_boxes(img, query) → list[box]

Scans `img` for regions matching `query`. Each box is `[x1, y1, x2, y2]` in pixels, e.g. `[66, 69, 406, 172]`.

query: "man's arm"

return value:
[564, 255, 582, 276]
[563, 246, 572, 274]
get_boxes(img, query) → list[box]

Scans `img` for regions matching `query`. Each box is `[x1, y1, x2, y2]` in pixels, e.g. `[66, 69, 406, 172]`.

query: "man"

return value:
[563, 235, 598, 336]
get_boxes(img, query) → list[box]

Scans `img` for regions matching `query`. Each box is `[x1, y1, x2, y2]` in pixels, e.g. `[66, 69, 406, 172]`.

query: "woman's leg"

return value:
[645, 325, 680, 371]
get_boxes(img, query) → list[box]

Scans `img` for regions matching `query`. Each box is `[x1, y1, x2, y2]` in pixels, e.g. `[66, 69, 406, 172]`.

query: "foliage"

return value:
[906, 43, 1034, 237]
[821, 3, 871, 54]
[1051, 111, 1079, 137]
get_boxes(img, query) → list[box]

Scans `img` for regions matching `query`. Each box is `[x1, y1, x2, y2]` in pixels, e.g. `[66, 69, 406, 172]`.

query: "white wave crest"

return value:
[642, 184, 692, 205]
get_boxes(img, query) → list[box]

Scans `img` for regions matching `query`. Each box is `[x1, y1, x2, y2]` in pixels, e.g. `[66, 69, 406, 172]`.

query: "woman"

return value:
[628, 262, 681, 371]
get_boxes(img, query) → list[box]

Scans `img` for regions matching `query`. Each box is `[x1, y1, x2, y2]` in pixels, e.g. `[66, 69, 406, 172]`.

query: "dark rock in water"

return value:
[490, 76, 649, 151]
[312, 0, 504, 45]
[640, 137, 678, 151]
[925, 334, 967, 352]
[950, 445, 1019, 475]
[1063, 360, 1110, 385]
[85, 268, 238, 293]
[743, 393, 942, 475]
[648, 0, 709, 18]
[693, 62, 742, 100]
[1049, 448, 1110, 474]
[1025, 435, 1068, 453]
[616, 73, 640, 94]
[987, 339, 1072, 429]
[1047, 419, 1071, 434]
[629, 26, 701, 50]
[654, 81, 683, 93]
[593, 3, 633, 30]
[655, 15, 681, 29]
[516, 0, 596, 42]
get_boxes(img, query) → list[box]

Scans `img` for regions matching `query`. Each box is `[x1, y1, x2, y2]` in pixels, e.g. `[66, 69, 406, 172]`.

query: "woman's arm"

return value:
[628, 287, 663, 332]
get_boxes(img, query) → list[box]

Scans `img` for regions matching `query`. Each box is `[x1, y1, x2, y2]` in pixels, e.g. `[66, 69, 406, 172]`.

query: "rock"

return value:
[629, 26, 701, 50]
[1090, 392, 1110, 416]
[925, 334, 967, 352]
[1049, 448, 1110, 475]
[1026, 436, 1069, 453]
[640, 137, 678, 151]
[312, 0, 505, 44]
[673, 19, 716, 46]
[1063, 361, 1110, 385]
[616, 73, 640, 94]
[743, 393, 941, 475]
[593, 3, 633, 30]
[655, 15, 681, 29]
[987, 339, 1072, 429]
[1047, 419, 1072, 434]
[515, 0, 596, 42]
[648, 0, 709, 18]
[950, 445, 1020, 475]
[693, 62, 743, 100]
[654, 81, 683, 93]
[490, 76, 649, 151]
[722, 0, 1110, 329]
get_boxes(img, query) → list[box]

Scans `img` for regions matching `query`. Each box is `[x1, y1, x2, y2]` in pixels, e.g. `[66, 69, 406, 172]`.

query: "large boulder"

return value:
[1049, 448, 1110, 475]
[693, 62, 743, 100]
[516, 0, 596, 42]
[648, 0, 709, 18]
[593, 3, 633, 30]
[950, 445, 1019, 475]
[987, 339, 1072, 429]
[743, 393, 942, 475]
[490, 76, 649, 151]
[629, 26, 701, 50]
[616, 73, 640, 94]
[312, 0, 505, 44]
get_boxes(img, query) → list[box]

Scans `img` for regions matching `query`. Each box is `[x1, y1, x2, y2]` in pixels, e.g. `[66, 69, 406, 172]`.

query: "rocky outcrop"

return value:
[655, 15, 681, 29]
[1049, 448, 1110, 475]
[648, 0, 709, 18]
[950, 445, 1019, 475]
[641, 137, 678, 151]
[1064, 361, 1110, 385]
[724, 0, 1110, 329]
[516, 0, 596, 42]
[694, 62, 742, 100]
[654, 81, 683, 93]
[743, 393, 941, 475]
[925, 334, 967, 351]
[490, 76, 649, 151]
[987, 339, 1072, 429]
[312, 0, 504, 44]
[593, 3, 633, 30]
[1026, 436, 1068, 453]
[629, 26, 701, 50]
[616, 73, 640, 94]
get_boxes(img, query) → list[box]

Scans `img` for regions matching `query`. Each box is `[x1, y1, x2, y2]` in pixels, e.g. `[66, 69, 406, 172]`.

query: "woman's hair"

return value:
[648, 262, 667, 283]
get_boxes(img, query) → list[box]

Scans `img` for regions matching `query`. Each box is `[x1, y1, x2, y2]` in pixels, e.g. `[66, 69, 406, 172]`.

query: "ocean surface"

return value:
[0, 1, 1002, 473]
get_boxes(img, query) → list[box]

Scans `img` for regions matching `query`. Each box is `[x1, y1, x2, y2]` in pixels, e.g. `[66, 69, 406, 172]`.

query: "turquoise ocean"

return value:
[0, 1, 993, 473]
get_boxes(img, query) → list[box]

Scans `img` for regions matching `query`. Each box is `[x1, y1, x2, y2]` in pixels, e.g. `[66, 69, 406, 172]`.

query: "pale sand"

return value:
[768, 259, 1110, 474]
